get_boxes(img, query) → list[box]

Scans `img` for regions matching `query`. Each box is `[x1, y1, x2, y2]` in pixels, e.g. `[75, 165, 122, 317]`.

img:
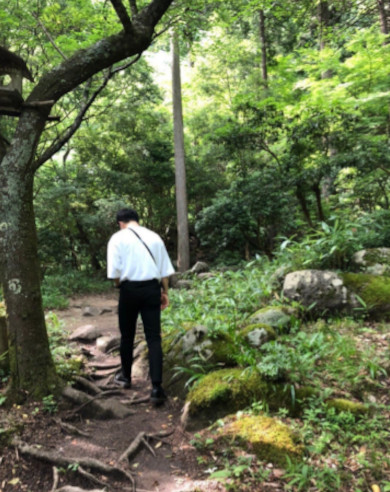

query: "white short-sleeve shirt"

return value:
[107, 226, 175, 282]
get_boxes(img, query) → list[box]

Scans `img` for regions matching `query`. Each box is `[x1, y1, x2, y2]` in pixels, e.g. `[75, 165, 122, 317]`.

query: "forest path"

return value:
[0, 293, 225, 492]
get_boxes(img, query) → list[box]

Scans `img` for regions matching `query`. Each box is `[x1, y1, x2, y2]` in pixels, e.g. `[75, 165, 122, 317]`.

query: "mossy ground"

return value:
[326, 398, 370, 415]
[186, 368, 311, 424]
[219, 413, 303, 466]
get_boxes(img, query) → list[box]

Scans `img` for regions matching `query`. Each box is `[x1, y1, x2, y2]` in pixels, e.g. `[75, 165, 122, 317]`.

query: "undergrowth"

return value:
[165, 258, 390, 491]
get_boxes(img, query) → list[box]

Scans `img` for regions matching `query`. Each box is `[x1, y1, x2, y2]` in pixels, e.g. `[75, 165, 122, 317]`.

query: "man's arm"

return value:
[160, 276, 170, 310]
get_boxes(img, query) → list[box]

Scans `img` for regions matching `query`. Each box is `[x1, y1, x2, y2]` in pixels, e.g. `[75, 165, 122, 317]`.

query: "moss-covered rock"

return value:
[341, 273, 390, 319]
[217, 413, 303, 466]
[184, 368, 314, 429]
[352, 248, 390, 276]
[326, 398, 370, 415]
[240, 323, 276, 348]
[246, 306, 298, 332]
[162, 324, 237, 399]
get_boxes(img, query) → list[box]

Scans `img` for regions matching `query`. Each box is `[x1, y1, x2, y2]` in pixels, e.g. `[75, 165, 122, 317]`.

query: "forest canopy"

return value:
[2, 0, 390, 270]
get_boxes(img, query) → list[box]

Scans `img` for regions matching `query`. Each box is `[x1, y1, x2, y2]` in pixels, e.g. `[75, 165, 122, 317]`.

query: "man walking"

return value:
[107, 208, 175, 405]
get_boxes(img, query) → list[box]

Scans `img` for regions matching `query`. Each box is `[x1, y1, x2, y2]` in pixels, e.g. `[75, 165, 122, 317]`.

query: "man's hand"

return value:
[161, 292, 169, 310]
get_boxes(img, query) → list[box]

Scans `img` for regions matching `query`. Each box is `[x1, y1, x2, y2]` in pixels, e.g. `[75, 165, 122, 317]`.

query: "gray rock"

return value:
[248, 306, 297, 331]
[283, 269, 359, 313]
[69, 324, 102, 342]
[181, 325, 212, 358]
[352, 248, 390, 275]
[176, 280, 193, 290]
[82, 306, 100, 317]
[191, 261, 209, 274]
[96, 335, 120, 353]
[198, 272, 216, 280]
[246, 327, 271, 348]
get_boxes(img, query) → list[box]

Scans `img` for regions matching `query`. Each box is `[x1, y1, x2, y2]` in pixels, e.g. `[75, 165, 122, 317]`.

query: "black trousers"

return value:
[118, 279, 162, 385]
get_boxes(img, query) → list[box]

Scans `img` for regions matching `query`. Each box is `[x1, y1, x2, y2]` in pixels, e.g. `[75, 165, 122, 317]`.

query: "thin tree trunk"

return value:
[296, 185, 313, 227]
[312, 183, 325, 222]
[171, 32, 190, 272]
[259, 9, 268, 87]
[377, 0, 389, 37]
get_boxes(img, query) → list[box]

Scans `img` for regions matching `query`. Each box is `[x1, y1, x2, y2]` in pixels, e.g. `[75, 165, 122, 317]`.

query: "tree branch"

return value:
[33, 54, 141, 170]
[31, 12, 68, 61]
[110, 0, 133, 32]
[32, 73, 110, 170]
[129, 0, 138, 17]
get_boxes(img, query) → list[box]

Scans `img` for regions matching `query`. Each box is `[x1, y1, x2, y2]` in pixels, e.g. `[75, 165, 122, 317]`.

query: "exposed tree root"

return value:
[56, 487, 106, 492]
[62, 386, 134, 419]
[73, 376, 103, 395]
[15, 440, 135, 491]
[122, 396, 150, 405]
[54, 418, 90, 437]
[118, 429, 175, 463]
[50, 466, 59, 492]
[118, 431, 147, 462]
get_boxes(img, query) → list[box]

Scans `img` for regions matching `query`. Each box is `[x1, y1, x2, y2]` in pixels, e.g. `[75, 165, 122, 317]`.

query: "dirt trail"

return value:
[0, 293, 225, 492]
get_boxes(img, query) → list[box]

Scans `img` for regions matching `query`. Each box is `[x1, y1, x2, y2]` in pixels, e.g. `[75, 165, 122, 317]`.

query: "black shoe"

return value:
[150, 386, 167, 406]
[114, 370, 131, 389]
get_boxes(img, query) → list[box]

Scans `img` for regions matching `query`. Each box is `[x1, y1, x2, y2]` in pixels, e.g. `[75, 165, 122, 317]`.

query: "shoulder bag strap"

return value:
[128, 227, 156, 265]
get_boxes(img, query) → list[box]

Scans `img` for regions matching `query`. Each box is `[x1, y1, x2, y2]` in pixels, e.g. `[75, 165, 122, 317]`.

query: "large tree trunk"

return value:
[0, 114, 58, 398]
[171, 32, 190, 272]
[0, 0, 174, 399]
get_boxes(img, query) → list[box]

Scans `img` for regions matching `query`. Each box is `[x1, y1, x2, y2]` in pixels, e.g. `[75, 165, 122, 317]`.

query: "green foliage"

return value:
[195, 169, 295, 261]
[42, 270, 108, 310]
[42, 394, 58, 414]
[46, 312, 83, 381]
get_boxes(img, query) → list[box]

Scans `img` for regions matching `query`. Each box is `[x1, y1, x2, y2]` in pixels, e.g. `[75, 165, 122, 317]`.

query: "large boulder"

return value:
[283, 270, 359, 315]
[351, 248, 390, 276]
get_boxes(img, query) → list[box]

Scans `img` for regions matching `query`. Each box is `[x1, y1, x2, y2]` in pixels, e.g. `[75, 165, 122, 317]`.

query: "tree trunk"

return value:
[171, 32, 190, 272]
[0, 115, 58, 398]
[296, 185, 313, 227]
[312, 183, 325, 222]
[258, 9, 268, 87]
[377, 0, 389, 37]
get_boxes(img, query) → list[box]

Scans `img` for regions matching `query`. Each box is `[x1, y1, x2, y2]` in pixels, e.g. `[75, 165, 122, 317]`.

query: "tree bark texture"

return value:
[0, 0, 174, 398]
[0, 113, 57, 397]
[377, 0, 389, 36]
[171, 32, 190, 272]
